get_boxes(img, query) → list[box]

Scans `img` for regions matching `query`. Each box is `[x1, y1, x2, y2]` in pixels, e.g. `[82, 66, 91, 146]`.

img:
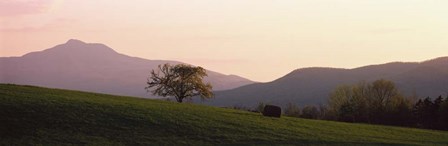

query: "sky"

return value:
[1, 0, 448, 82]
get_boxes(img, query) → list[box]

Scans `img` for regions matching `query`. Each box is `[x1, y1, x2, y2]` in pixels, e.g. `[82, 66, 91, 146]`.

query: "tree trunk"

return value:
[176, 96, 184, 103]
[176, 97, 183, 103]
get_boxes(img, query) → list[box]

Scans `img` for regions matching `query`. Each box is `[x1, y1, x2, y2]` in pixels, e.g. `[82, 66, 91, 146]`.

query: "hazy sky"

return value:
[1, 0, 448, 82]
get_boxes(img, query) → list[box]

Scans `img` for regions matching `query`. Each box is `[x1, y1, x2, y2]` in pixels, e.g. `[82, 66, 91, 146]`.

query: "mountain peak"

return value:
[59, 39, 120, 56]
[65, 39, 86, 45]
[21, 39, 119, 59]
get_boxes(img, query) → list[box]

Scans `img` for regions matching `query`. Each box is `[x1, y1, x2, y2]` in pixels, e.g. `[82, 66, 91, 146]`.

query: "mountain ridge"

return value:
[0, 39, 255, 98]
[205, 56, 448, 107]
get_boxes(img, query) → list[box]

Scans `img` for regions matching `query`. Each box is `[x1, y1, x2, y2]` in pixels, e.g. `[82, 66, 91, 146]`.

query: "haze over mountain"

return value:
[0, 39, 254, 98]
[204, 57, 448, 107]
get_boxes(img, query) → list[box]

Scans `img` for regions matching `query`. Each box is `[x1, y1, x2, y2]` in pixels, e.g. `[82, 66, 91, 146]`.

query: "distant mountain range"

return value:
[204, 57, 448, 107]
[2, 39, 447, 107]
[0, 39, 254, 98]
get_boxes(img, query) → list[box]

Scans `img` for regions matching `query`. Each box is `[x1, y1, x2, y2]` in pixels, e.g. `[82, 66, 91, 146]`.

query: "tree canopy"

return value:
[146, 63, 213, 103]
[328, 79, 410, 124]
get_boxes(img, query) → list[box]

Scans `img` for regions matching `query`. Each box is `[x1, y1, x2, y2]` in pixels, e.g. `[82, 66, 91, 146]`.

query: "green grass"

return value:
[1, 84, 447, 145]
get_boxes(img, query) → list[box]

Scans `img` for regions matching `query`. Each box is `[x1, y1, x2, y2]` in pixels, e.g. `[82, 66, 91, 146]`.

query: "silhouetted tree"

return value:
[434, 96, 444, 110]
[337, 103, 355, 122]
[384, 94, 413, 126]
[146, 63, 213, 103]
[284, 103, 301, 117]
[318, 104, 333, 120]
[256, 102, 266, 113]
[439, 96, 448, 130]
[412, 99, 424, 127]
[329, 79, 412, 125]
[350, 82, 370, 123]
[413, 97, 439, 129]
[411, 95, 448, 130]
[368, 79, 401, 124]
[301, 105, 319, 119]
[329, 85, 354, 121]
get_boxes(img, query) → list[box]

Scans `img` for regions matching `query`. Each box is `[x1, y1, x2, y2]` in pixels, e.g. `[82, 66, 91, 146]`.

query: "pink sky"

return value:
[1, 0, 448, 82]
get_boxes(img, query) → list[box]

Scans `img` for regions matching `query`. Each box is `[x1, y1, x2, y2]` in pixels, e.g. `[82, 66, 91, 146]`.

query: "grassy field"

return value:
[1, 84, 447, 145]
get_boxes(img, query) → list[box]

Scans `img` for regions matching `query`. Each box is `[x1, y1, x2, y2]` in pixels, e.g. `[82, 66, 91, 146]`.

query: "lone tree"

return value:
[145, 63, 213, 103]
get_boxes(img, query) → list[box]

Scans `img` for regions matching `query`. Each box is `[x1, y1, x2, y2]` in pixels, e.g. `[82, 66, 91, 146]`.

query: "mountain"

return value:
[0, 39, 254, 98]
[205, 57, 448, 107]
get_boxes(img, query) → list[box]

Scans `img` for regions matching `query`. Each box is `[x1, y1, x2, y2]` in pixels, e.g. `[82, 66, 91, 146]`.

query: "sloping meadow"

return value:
[1, 84, 447, 145]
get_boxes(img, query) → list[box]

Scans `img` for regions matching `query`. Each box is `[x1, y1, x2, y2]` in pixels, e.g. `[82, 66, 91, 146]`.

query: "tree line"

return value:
[281, 79, 448, 131]
[144, 66, 447, 131]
